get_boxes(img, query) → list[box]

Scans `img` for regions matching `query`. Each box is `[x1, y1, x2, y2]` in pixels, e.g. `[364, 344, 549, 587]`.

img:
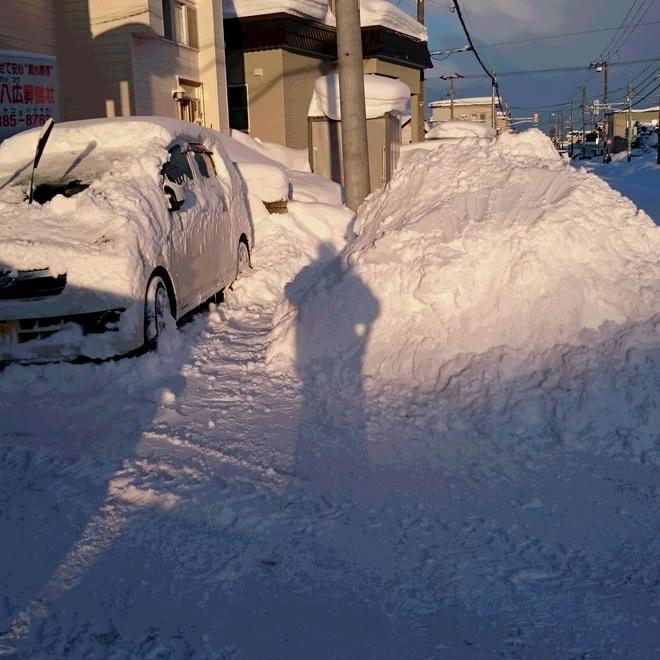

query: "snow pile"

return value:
[218, 129, 342, 206]
[269, 128, 660, 424]
[308, 74, 410, 120]
[426, 120, 496, 141]
[222, 0, 335, 24]
[359, 0, 427, 41]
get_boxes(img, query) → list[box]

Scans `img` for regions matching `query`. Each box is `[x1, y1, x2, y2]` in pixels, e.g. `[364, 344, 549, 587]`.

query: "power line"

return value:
[603, 0, 656, 61]
[477, 19, 660, 50]
[597, 0, 643, 60]
[632, 80, 660, 106]
[431, 56, 660, 80]
[449, 0, 505, 117]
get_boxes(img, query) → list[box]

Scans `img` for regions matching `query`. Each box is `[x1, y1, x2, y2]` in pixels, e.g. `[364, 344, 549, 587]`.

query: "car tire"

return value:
[144, 275, 174, 347]
[236, 240, 250, 280]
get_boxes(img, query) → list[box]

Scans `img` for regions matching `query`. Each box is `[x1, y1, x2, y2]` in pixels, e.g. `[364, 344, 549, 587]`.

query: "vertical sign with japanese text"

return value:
[0, 50, 59, 141]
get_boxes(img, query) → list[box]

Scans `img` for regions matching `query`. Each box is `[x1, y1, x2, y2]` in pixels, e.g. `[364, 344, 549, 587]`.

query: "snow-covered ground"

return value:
[1, 130, 659, 658]
[575, 143, 660, 226]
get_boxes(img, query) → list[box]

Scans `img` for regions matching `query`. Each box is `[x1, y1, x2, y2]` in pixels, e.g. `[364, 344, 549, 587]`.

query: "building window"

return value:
[479, 113, 486, 121]
[228, 84, 249, 132]
[174, 80, 204, 124]
[162, 0, 173, 39]
[163, 0, 198, 48]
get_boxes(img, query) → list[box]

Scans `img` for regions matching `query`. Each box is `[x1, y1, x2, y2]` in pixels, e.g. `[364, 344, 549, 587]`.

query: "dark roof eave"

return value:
[224, 13, 432, 69]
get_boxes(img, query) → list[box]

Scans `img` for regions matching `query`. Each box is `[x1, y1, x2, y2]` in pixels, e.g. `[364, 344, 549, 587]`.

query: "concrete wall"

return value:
[0, 0, 56, 55]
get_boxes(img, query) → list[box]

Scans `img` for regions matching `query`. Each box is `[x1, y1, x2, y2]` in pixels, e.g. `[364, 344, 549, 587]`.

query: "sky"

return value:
[398, 0, 660, 132]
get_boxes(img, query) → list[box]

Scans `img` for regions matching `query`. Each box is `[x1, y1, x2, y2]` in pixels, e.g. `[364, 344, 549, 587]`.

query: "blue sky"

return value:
[398, 0, 660, 130]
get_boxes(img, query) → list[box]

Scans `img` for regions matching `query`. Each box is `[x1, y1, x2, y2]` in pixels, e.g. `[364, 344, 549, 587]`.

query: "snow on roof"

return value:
[426, 120, 496, 140]
[429, 96, 494, 108]
[222, 0, 335, 24]
[359, 0, 427, 41]
[308, 74, 410, 120]
[222, 0, 427, 40]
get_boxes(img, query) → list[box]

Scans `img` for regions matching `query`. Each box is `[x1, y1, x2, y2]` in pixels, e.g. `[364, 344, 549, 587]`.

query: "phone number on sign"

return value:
[1, 113, 49, 128]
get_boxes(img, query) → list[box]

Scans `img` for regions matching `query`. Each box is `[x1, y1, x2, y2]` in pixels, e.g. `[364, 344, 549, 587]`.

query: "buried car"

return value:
[0, 117, 252, 363]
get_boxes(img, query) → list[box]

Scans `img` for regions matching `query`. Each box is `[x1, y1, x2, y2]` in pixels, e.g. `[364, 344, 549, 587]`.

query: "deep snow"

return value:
[1, 129, 659, 658]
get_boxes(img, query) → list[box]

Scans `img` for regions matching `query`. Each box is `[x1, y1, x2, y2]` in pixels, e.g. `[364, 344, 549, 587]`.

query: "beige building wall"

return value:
[0, 0, 56, 55]
[241, 50, 286, 145]
[282, 51, 334, 149]
[49, 0, 228, 127]
[235, 49, 422, 150]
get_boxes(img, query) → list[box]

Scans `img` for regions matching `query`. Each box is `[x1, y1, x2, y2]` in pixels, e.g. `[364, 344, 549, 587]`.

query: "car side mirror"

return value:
[164, 182, 185, 211]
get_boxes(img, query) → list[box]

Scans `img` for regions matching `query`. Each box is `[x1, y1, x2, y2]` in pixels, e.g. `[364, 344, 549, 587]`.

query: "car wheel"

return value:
[236, 241, 250, 279]
[144, 276, 174, 346]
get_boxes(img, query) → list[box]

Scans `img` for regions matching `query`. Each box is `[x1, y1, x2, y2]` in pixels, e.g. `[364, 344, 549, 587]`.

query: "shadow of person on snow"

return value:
[285, 242, 380, 493]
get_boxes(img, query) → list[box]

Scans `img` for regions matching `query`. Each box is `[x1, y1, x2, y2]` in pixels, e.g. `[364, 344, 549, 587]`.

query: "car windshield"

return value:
[0, 146, 126, 204]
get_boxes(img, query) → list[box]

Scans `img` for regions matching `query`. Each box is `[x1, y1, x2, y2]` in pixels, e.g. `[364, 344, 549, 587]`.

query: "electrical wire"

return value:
[603, 0, 656, 61]
[478, 19, 660, 50]
[597, 0, 643, 61]
[449, 0, 505, 116]
[432, 56, 660, 80]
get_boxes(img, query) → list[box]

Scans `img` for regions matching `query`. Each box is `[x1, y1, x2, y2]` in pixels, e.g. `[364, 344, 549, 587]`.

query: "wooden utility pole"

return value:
[416, 0, 425, 141]
[439, 73, 463, 120]
[336, 0, 370, 210]
[569, 99, 574, 156]
[491, 69, 496, 130]
[627, 83, 633, 162]
[578, 85, 586, 159]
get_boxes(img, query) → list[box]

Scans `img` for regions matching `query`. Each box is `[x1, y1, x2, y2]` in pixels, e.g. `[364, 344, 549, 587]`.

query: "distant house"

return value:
[606, 106, 659, 153]
[429, 96, 509, 134]
[223, 0, 431, 150]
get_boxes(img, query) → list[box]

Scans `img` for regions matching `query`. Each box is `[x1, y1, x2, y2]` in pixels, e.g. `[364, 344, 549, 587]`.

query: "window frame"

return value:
[228, 83, 250, 132]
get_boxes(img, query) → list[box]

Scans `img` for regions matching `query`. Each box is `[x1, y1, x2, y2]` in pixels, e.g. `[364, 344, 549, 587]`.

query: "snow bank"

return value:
[269, 128, 660, 387]
[308, 74, 410, 120]
[218, 129, 341, 205]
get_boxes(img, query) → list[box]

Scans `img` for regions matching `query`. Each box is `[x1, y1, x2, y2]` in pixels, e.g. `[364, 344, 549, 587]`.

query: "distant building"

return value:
[1, 0, 230, 136]
[606, 106, 659, 153]
[429, 96, 508, 133]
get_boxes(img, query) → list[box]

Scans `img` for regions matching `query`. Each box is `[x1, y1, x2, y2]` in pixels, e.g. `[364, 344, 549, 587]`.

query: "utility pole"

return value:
[491, 69, 496, 131]
[336, 0, 370, 211]
[591, 60, 608, 161]
[416, 0, 425, 141]
[439, 73, 463, 120]
[569, 99, 574, 156]
[579, 85, 586, 159]
[627, 83, 633, 162]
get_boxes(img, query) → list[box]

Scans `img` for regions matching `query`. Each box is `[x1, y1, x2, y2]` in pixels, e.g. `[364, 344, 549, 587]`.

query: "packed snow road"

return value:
[1, 131, 660, 658]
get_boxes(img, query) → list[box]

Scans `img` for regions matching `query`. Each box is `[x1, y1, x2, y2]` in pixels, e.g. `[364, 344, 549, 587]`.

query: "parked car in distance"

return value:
[0, 117, 252, 363]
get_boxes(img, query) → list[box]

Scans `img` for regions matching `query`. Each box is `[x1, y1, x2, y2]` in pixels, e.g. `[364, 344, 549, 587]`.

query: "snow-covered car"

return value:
[0, 117, 252, 363]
